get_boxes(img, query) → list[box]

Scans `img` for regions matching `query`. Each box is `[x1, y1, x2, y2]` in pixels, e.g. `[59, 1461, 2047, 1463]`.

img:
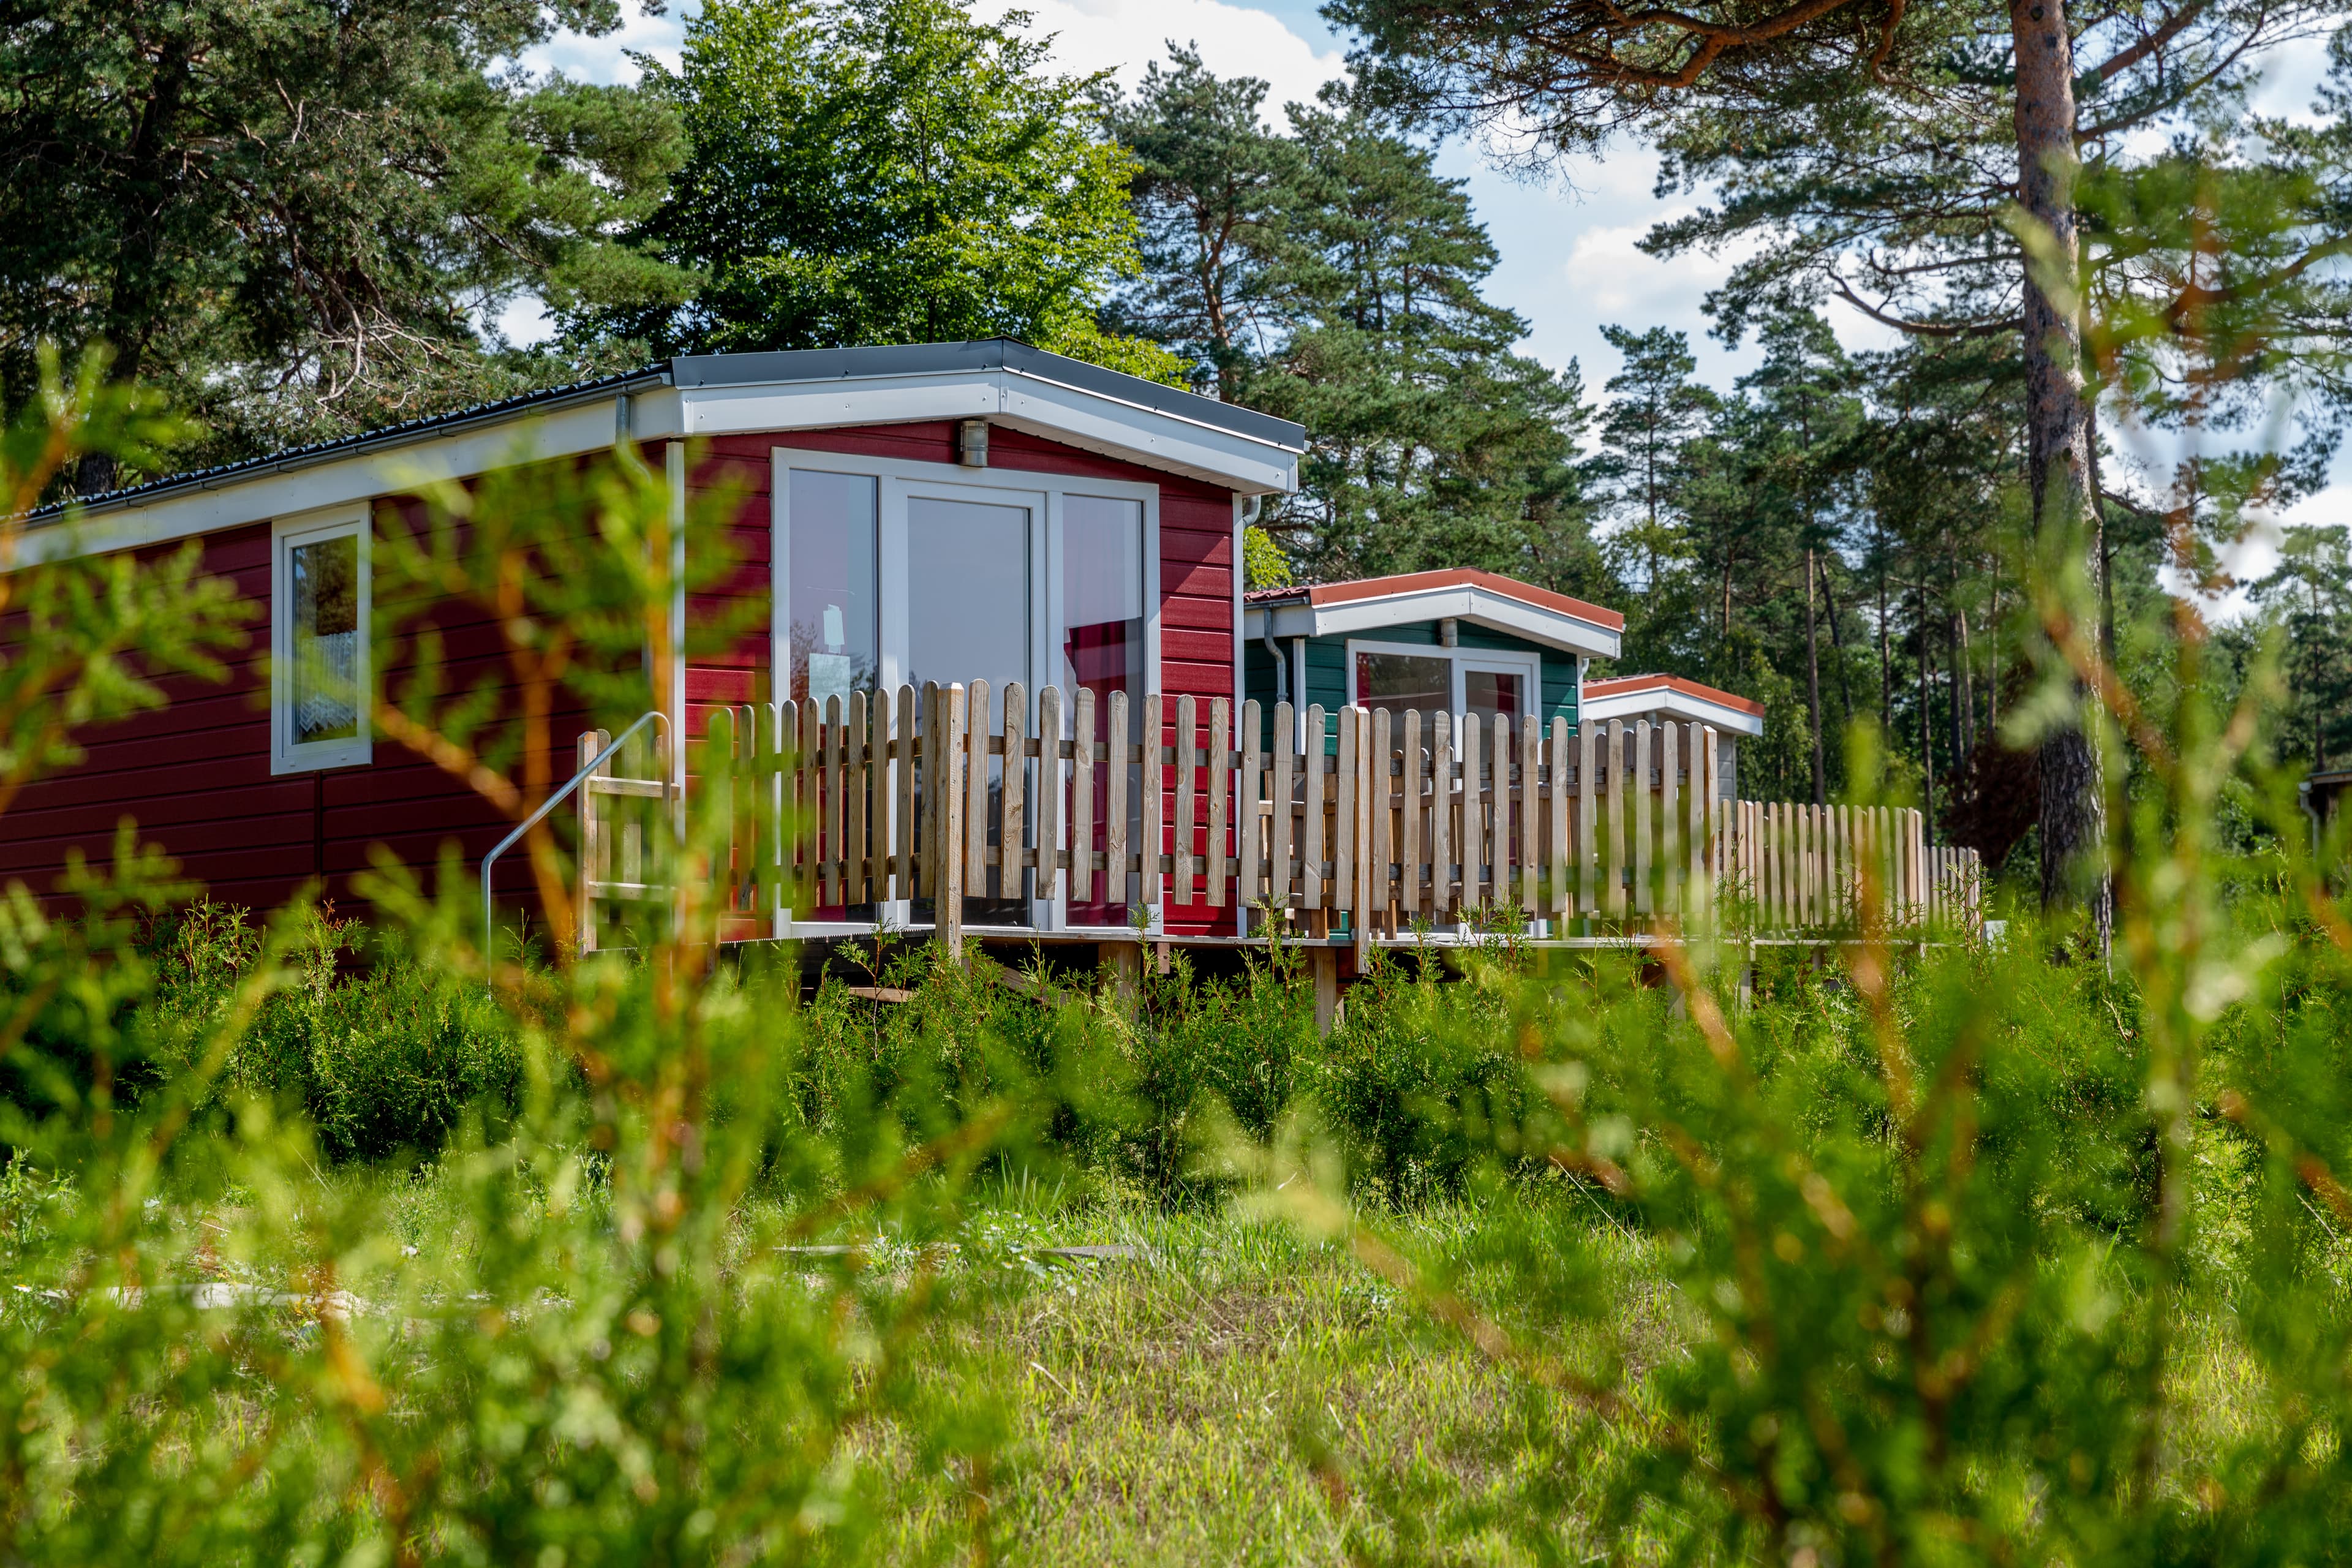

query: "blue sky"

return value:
[523, 1, 2347, 586]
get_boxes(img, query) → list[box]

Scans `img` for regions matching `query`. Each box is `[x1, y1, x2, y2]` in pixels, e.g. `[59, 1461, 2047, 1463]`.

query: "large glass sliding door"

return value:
[783, 470, 878, 708]
[774, 454, 1153, 933]
[905, 497, 1031, 720]
[1061, 495, 1145, 927]
[778, 469, 883, 921]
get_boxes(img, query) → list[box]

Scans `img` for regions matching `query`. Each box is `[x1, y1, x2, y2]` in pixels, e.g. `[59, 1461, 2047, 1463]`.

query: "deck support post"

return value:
[1104, 940, 1142, 1003]
[1310, 944, 1340, 1037]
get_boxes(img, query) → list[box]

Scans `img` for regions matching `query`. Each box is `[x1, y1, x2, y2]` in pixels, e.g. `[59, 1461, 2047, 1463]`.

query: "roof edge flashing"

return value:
[26, 365, 675, 526]
[671, 340, 1305, 451]
[1306, 586, 1622, 655]
[27, 340, 1303, 532]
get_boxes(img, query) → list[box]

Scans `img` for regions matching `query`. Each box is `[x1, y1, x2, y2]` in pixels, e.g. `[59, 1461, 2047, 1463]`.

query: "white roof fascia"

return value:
[1299, 586, 1621, 660]
[20, 367, 1300, 565]
[1244, 602, 1319, 640]
[683, 369, 1301, 496]
[1581, 686, 1765, 737]
[17, 397, 627, 565]
[995, 368, 1298, 495]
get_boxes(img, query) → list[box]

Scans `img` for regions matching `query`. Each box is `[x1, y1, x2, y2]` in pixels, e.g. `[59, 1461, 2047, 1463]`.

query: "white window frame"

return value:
[270, 505, 373, 775]
[769, 450, 1161, 936]
[1343, 637, 1542, 725]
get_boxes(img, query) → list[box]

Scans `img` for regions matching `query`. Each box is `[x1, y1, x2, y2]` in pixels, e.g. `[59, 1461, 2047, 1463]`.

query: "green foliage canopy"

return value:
[1102, 55, 1605, 594]
[591, 0, 1177, 378]
[0, 0, 690, 488]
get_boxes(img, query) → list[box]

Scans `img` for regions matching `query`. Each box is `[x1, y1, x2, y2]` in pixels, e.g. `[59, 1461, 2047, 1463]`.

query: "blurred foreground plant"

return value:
[1255, 563, 2352, 1561]
[0, 378, 1049, 1566]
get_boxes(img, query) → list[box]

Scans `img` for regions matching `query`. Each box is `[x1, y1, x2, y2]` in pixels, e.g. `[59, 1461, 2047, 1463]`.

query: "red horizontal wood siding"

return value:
[0, 484, 614, 923]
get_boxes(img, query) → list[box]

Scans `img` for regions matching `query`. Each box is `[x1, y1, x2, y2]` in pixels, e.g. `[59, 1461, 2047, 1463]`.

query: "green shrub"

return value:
[1314, 942, 1539, 1205]
[137, 902, 524, 1162]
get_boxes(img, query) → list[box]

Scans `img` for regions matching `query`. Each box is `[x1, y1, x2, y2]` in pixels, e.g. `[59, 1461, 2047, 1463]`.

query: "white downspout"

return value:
[665, 441, 689, 811]
[1291, 636, 1308, 750]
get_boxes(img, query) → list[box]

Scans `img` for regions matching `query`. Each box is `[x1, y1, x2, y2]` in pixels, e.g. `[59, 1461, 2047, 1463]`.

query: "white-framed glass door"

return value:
[772, 451, 1158, 933]
[884, 476, 1048, 725]
[1056, 492, 1147, 929]
[888, 475, 1047, 927]
[1458, 653, 1540, 735]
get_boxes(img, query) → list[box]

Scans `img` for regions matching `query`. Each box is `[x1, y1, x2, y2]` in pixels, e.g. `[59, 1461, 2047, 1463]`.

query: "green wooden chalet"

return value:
[1242, 569, 1626, 750]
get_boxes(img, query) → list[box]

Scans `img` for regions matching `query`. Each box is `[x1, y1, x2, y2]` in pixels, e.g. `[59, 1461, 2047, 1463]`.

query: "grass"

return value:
[26, 907, 2352, 1564]
[851, 1183, 1677, 1566]
[350, 1153, 1668, 1565]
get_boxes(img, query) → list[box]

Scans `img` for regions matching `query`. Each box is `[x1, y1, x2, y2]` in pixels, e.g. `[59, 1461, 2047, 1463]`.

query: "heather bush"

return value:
[138, 902, 524, 1162]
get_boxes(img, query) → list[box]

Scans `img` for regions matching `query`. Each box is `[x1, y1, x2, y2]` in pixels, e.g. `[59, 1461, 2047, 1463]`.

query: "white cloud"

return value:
[1438, 143, 1783, 393]
[519, 2, 684, 85]
[2247, 33, 2337, 124]
[971, 0, 1345, 118]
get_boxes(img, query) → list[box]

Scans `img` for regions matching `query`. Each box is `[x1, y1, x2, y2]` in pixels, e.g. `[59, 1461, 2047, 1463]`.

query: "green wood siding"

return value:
[1245, 617, 1581, 746]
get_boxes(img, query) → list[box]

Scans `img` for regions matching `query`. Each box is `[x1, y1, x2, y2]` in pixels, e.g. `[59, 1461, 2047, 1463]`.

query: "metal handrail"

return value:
[481, 709, 669, 975]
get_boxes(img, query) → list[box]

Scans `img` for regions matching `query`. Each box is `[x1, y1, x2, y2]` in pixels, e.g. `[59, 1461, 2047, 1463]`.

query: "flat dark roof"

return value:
[32, 339, 1305, 522]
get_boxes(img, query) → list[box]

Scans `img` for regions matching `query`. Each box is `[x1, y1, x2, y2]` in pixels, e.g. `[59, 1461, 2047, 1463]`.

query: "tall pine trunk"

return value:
[1877, 533, 1893, 741]
[2011, 0, 2109, 936]
[1819, 552, 1855, 728]
[74, 36, 194, 498]
[1956, 606, 1977, 757]
[1947, 607, 1968, 792]
[1806, 546, 1825, 805]
[1917, 568, 1936, 841]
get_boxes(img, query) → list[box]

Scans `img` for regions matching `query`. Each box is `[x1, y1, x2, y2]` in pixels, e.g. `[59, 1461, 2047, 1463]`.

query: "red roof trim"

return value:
[1582, 673, 1766, 717]
[1244, 568, 1624, 630]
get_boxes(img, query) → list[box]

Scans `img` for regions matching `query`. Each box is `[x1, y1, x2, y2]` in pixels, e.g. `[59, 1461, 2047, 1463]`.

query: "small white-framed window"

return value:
[271, 508, 372, 774]
[1346, 638, 1543, 731]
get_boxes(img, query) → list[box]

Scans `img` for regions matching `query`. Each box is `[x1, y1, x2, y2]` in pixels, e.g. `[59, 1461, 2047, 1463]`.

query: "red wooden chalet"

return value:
[10, 341, 1305, 941]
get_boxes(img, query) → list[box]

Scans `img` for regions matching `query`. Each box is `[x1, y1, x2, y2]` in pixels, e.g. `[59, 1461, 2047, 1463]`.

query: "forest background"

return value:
[12, 0, 2352, 892]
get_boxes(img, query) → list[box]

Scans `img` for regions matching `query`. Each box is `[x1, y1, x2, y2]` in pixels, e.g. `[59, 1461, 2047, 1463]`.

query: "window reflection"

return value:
[908, 496, 1031, 924]
[786, 470, 878, 707]
[1465, 669, 1522, 735]
[291, 533, 360, 744]
[1064, 496, 1144, 924]
[1355, 651, 1450, 721]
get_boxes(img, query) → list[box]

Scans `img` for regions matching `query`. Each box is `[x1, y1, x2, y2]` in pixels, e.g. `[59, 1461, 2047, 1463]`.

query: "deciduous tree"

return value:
[590, 0, 1173, 377]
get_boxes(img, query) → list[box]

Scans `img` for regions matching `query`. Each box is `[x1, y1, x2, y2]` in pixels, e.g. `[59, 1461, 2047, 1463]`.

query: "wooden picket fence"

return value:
[1728, 801, 1983, 934]
[573, 680, 1983, 953]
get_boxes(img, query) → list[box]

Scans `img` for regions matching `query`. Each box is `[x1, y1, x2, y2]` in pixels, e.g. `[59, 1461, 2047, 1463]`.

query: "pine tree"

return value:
[1330, 0, 2338, 924]
[1251, 97, 1597, 585]
[1098, 47, 1298, 399]
[2252, 526, 2352, 770]
[1735, 312, 1862, 804]
[0, 0, 688, 491]
[1104, 58, 1604, 593]
[1592, 325, 1714, 598]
